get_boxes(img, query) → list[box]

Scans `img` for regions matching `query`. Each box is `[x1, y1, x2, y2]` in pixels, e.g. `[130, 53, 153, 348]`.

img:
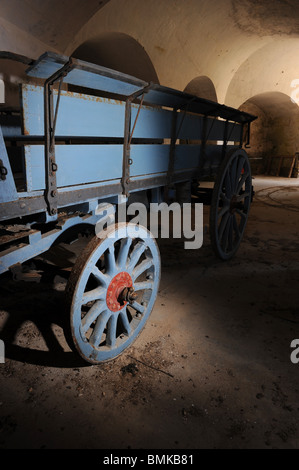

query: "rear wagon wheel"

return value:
[210, 149, 252, 260]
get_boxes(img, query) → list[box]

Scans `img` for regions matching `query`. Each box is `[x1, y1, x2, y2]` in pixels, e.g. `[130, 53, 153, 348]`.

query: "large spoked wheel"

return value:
[66, 223, 161, 364]
[210, 149, 252, 260]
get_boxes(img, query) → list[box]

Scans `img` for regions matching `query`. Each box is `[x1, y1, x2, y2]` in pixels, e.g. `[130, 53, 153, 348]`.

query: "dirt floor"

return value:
[0, 176, 299, 450]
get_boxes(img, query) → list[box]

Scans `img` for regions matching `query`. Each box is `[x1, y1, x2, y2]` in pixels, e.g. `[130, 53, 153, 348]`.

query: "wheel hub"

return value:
[106, 272, 134, 312]
[230, 194, 238, 214]
[230, 194, 245, 214]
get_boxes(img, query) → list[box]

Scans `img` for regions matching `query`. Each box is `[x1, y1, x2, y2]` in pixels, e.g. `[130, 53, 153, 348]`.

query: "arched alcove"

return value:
[184, 76, 218, 102]
[72, 32, 159, 83]
[0, 59, 33, 108]
[239, 92, 299, 175]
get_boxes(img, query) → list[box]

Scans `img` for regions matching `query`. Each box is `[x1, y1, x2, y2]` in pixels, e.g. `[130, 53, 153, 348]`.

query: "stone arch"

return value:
[72, 32, 159, 83]
[184, 76, 218, 102]
[239, 92, 299, 175]
[225, 39, 299, 109]
[0, 59, 31, 108]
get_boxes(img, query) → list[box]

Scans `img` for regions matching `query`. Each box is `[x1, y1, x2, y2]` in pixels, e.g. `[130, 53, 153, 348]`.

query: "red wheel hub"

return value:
[106, 272, 133, 312]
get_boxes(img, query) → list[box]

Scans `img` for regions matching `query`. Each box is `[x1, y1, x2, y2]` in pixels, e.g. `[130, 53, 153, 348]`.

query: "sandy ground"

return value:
[0, 176, 299, 450]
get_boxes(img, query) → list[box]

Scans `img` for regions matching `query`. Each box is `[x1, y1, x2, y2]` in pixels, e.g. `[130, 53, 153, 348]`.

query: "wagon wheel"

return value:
[66, 222, 161, 364]
[210, 148, 252, 260]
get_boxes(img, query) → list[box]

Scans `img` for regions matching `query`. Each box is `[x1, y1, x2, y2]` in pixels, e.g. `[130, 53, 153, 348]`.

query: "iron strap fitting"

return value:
[44, 59, 74, 217]
[122, 86, 150, 197]
[0, 159, 8, 181]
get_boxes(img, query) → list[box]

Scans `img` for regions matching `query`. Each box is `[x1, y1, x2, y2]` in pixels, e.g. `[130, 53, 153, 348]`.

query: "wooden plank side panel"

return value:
[205, 119, 242, 142]
[176, 113, 203, 140]
[25, 145, 123, 191]
[130, 144, 203, 176]
[175, 115, 241, 142]
[22, 85, 126, 137]
[131, 106, 173, 139]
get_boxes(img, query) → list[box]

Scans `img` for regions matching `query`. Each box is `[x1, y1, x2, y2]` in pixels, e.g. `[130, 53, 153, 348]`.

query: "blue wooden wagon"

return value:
[0, 51, 256, 363]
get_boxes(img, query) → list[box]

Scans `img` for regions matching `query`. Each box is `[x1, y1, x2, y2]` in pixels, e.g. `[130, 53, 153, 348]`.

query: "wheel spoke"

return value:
[106, 314, 118, 348]
[127, 242, 146, 272]
[82, 286, 106, 304]
[218, 211, 230, 241]
[228, 216, 234, 252]
[132, 258, 153, 281]
[105, 244, 116, 275]
[237, 191, 251, 202]
[218, 192, 230, 220]
[130, 301, 145, 314]
[232, 213, 241, 240]
[134, 280, 153, 291]
[230, 157, 238, 190]
[237, 171, 249, 194]
[221, 215, 231, 251]
[91, 266, 110, 288]
[224, 171, 232, 198]
[119, 309, 131, 335]
[233, 157, 245, 191]
[236, 209, 247, 220]
[117, 237, 132, 269]
[218, 204, 229, 219]
[81, 300, 105, 334]
[220, 192, 230, 206]
[89, 310, 111, 347]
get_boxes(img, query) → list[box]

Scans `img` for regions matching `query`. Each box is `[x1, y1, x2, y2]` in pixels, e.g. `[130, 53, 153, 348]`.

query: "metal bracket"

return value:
[43, 60, 74, 216]
[166, 103, 195, 197]
[227, 121, 237, 143]
[222, 119, 229, 158]
[122, 86, 151, 197]
[194, 114, 208, 179]
[0, 159, 7, 181]
[122, 99, 132, 197]
[245, 121, 251, 148]
[239, 123, 244, 149]
[166, 109, 178, 197]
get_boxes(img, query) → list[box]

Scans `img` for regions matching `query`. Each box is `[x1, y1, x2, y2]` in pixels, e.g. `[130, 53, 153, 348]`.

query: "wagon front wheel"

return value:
[210, 149, 252, 260]
[66, 223, 161, 364]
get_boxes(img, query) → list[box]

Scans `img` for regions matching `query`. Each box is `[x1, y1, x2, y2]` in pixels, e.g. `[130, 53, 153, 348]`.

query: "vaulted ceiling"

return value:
[0, 0, 110, 51]
[1, 0, 299, 132]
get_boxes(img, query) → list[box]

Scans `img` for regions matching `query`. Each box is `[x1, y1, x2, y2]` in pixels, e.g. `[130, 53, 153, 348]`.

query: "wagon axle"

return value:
[229, 195, 245, 214]
[120, 286, 138, 304]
